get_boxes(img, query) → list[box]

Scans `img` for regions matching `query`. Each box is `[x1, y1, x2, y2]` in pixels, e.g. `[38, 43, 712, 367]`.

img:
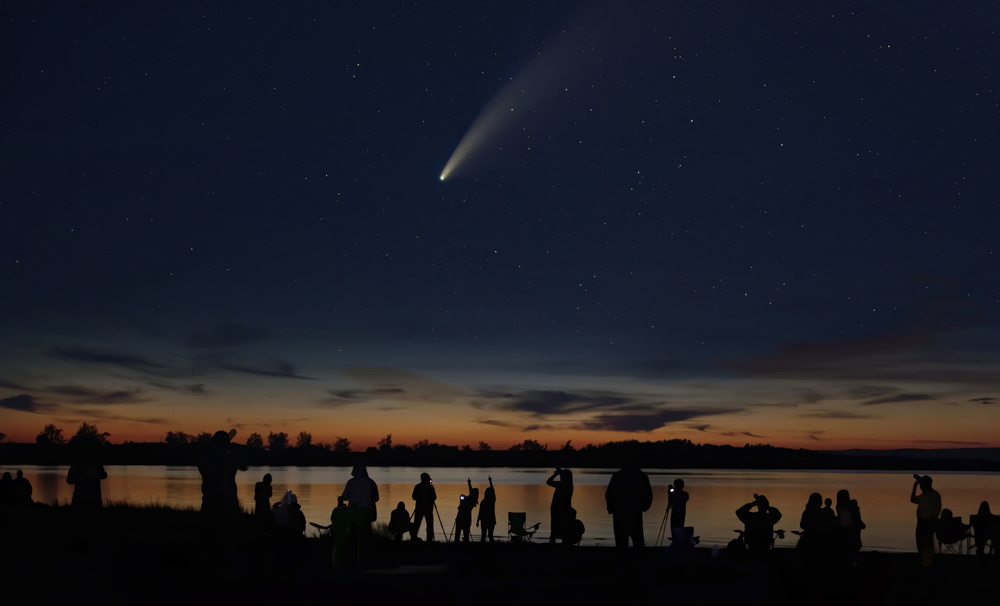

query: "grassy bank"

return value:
[3, 502, 998, 604]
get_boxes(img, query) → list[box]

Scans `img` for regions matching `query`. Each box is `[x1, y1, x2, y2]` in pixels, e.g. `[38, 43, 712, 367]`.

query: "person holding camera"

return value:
[454, 477, 479, 543]
[666, 478, 689, 531]
[735, 494, 782, 552]
[411, 472, 436, 541]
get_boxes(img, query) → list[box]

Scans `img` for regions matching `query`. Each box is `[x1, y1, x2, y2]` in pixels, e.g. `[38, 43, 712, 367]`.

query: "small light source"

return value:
[439, 174, 445, 181]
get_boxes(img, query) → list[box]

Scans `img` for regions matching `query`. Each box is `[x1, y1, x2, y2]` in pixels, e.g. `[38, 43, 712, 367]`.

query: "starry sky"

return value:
[2, 2, 999, 451]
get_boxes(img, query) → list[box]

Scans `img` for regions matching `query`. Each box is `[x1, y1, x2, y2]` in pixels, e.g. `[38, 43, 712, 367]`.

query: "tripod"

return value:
[655, 503, 672, 547]
[434, 501, 452, 542]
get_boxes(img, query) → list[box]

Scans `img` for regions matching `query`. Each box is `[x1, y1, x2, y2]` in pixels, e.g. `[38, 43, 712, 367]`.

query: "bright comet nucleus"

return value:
[438, 15, 596, 182]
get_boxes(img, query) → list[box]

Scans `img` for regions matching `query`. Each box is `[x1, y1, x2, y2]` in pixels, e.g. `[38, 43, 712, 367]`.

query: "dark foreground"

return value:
[3, 505, 997, 605]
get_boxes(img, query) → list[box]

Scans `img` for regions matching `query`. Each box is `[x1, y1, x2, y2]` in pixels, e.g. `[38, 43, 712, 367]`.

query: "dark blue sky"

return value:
[2, 2, 998, 449]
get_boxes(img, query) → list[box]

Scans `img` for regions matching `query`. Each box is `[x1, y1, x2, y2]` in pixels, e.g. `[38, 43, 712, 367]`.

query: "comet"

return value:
[439, 13, 606, 182]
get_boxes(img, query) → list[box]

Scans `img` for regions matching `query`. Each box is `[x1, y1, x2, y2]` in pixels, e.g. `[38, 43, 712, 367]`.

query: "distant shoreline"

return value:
[3, 440, 1000, 472]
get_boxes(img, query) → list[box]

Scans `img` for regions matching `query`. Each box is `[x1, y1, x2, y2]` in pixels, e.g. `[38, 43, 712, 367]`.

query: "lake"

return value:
[10, 465, 1000, 552]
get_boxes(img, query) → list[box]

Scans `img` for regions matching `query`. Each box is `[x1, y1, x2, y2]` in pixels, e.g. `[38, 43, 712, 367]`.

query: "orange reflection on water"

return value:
[11, 465, 1000, 552]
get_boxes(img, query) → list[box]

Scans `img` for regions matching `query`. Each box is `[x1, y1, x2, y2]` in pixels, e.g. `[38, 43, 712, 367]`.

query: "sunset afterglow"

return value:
[2, 3, 998, 452]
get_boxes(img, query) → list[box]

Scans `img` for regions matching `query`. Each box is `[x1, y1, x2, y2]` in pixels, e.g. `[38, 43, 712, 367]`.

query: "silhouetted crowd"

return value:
[4, 431, 1000, 574]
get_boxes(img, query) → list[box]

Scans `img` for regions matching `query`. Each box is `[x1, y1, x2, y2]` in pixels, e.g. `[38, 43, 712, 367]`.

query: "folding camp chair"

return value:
[936, 510, 971, 554]
[970, 513, 999, 556]
[507, 512, 540, 542]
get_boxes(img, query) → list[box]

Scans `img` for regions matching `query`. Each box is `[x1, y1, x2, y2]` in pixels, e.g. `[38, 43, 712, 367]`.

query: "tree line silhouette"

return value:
[3, 422, 1000, 471]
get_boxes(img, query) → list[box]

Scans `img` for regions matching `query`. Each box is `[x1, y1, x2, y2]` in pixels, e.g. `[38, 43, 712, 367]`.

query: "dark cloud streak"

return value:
[0, 394, 50, 413]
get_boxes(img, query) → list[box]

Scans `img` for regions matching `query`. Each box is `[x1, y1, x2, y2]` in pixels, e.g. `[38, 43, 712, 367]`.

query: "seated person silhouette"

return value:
[561, 507, 585, 545]
[272, 490, 306, 539]
[736, 494, 782, 553]
[971, 501, 999, 556]
[389, 501, 413, 541]
[937, 508, 971, 550]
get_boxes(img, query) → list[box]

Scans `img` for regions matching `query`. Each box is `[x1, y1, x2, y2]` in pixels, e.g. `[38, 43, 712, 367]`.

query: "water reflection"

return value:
[8, 465, 1000, 552]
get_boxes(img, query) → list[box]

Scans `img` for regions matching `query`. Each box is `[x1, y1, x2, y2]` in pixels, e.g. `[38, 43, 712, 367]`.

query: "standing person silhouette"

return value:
[67, 432, 109, 513]
[546, 467, 574, 543]
[10, 470, 33, 507]
[797, 492, 838, 557]
[410, 472, 436, 541]
[666, 478, 690, 531]
[254, 473, 273, 530]
[911, 474, 942, 567]
[342, 464, 379, 527]
[477, 476, 497, 543]
[342, 464, 379, 564]
[835, 489, 866, 560]
[606, 462, 654, 549]
[454, 478, 478, 543]
[67, 451, 107, 511]
[197, 429, 247, 531]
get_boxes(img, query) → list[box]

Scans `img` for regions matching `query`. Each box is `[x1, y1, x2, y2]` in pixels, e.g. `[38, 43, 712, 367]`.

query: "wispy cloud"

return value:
[337, 367, 466, 401]
[474, 388, 743, 433]
[319, 367, 468, 408]
[862, 393, 934, 406]
[522, 424, 558, 432]
[0, 394, 52, 413]
[44, 385, 148, 405]
[192, 355, 313, 380]
[71, 409, 170, 425]
[325, 387, 406, 404]
[800, 410, 877, 419]
[146, 381, 211, 397]
[724, 298, 1000, 385]
[722, 431, 766, 439]
[480, 389, 636, 416]
[479, 419, 519, 428]
[184, 383, 209, 396]
[577, 408, 740, 432]
[51, 346, 183, 378]
[218, 360, 314, 380]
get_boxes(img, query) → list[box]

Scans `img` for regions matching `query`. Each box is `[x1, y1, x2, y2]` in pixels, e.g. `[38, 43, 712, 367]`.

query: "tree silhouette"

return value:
[164, 431, 192, 446]
[333, 436, 350, 452]
[245, 432, 265, 450]
[509, 439, 546, 452]
[267, 431, 289, 451]
[296, 431, 312, 449]
[36, 424, 66, 445]
[378, 433, 392, 452]
[70, 422, 109, 446]
[479, 441, 492, 451]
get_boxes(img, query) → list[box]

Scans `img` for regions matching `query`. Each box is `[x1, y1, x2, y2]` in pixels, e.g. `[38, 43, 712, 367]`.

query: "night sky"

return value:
[2, 2, 998, 450]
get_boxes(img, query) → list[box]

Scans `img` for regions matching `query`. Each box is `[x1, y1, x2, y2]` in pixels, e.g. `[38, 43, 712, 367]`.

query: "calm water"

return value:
[10, 466, 1000, 552]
